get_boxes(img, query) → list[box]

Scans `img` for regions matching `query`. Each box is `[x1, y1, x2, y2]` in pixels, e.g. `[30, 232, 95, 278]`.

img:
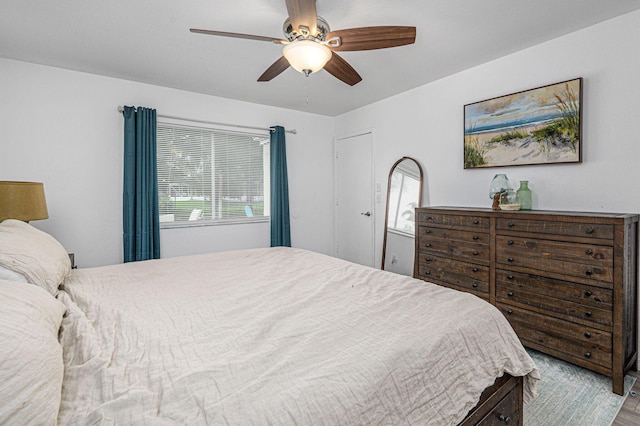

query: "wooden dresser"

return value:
[414, 206, 638, 395]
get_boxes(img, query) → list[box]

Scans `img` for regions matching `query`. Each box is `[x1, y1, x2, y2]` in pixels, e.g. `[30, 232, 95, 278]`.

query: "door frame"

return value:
[333, 129, 375, 265]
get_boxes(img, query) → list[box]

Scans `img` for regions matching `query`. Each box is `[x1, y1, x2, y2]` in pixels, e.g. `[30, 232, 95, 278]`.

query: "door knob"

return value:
[361, 211, 371, 217]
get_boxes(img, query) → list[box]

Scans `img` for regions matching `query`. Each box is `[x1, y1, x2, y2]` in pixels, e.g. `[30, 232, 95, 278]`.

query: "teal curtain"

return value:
[123, 106, 160, 262]
[270, 126, 291, 247]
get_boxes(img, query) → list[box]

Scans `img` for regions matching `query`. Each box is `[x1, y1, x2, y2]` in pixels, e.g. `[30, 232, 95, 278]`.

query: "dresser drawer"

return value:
[477, 386, 521, 426]
[496, 270, 613, 327]
[497, 304, 612, 368]
[417, 212, 489, 230]
[417, 231, 489, 261]
[459, 375, 522, 426]
[496, 218, 614, 240]
[418, 225, 490, 245]
[417, 253, 489, 294]
[495, 236, 613, 283]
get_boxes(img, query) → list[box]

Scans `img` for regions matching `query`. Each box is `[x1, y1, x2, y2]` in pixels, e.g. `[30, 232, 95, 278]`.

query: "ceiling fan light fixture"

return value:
[282, 40, 332, 76]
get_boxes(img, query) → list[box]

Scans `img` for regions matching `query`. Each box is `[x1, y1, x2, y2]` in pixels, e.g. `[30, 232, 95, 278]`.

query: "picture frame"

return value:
[464, 77, 582, 169]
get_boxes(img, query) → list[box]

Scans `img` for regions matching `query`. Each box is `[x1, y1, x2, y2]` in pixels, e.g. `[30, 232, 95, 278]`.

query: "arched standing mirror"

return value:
[381, 157, 423, 275]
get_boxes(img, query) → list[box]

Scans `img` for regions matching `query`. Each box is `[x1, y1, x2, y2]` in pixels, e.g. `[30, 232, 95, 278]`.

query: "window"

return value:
[156, 122, 270, 227]
[387, 165, 420, 235]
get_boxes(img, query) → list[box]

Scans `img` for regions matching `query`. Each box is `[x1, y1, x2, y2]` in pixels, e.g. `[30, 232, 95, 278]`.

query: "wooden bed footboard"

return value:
[459, 374, 523, 426]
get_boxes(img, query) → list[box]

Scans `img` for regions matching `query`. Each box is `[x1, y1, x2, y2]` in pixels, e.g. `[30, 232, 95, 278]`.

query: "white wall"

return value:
[335, 10, 640, 266]
[0, 58, 335, 267]
[3, 9, 640, 269]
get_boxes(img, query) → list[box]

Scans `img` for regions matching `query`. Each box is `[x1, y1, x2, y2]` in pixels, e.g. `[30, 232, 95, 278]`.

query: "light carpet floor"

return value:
[524, 349, 635, 426]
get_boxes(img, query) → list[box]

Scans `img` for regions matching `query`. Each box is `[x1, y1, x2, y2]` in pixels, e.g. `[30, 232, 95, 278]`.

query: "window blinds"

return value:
[156, 123, 270, 225]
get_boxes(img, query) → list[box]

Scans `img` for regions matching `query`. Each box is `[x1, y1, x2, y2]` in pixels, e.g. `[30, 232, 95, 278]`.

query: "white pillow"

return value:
[0, 279, 66, 425]
[0, 219, 71, 295]
[0, 265, 28, 282]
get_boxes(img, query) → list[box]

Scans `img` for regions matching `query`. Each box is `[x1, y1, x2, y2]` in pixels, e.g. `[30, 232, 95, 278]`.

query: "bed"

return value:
[0, 219, 539, 425]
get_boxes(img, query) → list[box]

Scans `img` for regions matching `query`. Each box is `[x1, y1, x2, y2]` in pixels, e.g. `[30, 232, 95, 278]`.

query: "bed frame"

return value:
[460, 374, 523, 425]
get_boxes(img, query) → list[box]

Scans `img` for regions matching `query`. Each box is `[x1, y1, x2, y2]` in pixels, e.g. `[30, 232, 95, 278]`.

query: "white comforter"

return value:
[57, 247, 538, 425]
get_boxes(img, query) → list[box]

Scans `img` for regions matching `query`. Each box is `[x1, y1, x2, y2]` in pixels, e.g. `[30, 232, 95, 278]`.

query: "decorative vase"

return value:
[517, 180, 532, 210]
[489, 174, 511, 199]
[500, 189, 518, 206]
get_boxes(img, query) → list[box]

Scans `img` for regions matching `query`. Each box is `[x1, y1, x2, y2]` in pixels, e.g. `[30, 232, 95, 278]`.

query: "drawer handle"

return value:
[472, 235, 479, 240]
[425, 243, 431, 247]
[507, 257, 514, 262]
[585, 311, 592, 317]
[585, 352, 592, 358]
[585, 270, 593, 276]
[506, 309, 513, 315]
[585, 249, 593, 255]
[472, 283, 478, 288]
[585, 228, 594, 234]
[425, 257, 431, 262]
[507, 240, 514, 245]
[426, 216, 433, 221]
[473, 220, 479, 225]
[425, 229, 431, 234]
[507, 292, 513, 297]
[499, 415, 511, 425]
[472, 268, 479, 272]
[507, 222, 514, 228]
[584, 332, 591, 338]
[473, 251, 479, 256]
[584, 290, 592, 297]
[425, 271, 431, 275]
[507, 275, 514, 280]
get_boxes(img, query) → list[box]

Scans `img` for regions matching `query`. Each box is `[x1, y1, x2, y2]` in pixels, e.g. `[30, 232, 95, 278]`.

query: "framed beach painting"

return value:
[464, 78, 582, 169]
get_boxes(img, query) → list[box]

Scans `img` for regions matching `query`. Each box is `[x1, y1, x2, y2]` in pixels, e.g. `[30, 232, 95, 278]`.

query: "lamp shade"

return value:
[282, 40, 332, 75]
[0, 181, 49, 222]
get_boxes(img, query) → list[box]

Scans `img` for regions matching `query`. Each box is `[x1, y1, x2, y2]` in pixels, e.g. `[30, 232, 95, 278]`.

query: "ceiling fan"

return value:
[190, 0, 416, 86]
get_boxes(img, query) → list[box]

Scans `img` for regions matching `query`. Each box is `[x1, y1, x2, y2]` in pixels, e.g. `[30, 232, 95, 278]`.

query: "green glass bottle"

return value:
[517, 180, 532, 210]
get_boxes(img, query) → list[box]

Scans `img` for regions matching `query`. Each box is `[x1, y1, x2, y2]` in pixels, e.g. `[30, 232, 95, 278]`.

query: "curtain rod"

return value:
[117, 106, 296, 134]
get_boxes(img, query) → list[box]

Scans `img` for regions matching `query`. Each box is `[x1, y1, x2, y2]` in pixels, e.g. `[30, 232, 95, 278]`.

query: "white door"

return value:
[335, 132, 374, 267]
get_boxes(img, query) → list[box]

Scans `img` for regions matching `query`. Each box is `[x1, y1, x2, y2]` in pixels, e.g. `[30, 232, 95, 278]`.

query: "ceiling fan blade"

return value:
[285, 0, 318, 36]
[190, 28, 287, 44]
[326, 26, 416, 51]
[323, 52, 362, 86]
[258, 56, 291, 82]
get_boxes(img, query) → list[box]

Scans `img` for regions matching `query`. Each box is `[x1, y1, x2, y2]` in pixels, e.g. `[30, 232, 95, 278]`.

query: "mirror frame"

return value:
[381, 156, 423, 273]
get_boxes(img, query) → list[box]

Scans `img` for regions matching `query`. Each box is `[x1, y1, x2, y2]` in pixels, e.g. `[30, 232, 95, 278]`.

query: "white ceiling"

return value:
[2, 0, 640, 116]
